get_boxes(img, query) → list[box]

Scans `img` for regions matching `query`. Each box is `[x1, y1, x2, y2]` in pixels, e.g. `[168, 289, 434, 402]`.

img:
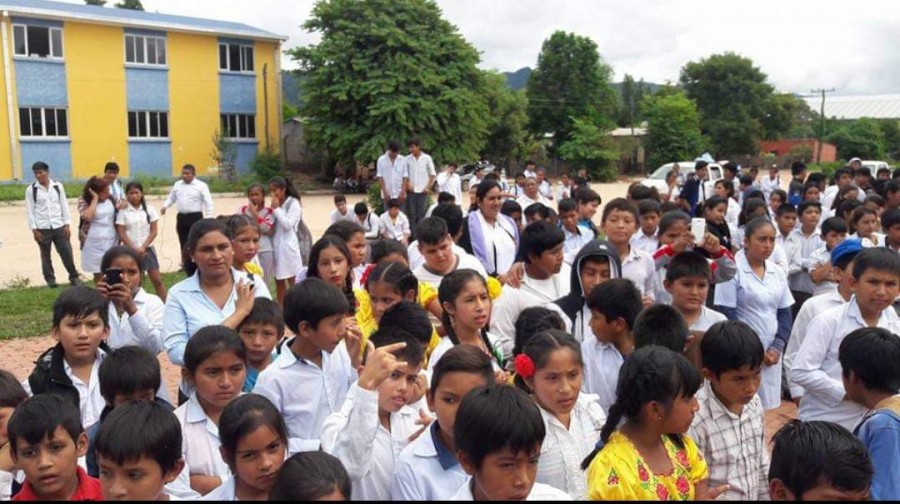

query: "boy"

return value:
[237, 298, 283, 392]
[25, 286, 112, 433]
[355, 201, 381, 243]
[768, 420, 872, 501]
[8, 395, 102, 500]
[551, 240, 622, 343]
[413, 217, 487, 290]
[820, 167, 854, 221]
[664, 251, 727, 332]
[788, 162, 807, 206]
[535, 168, 554, 201]
[255, 278, 362, 453]
[391, 345, 495, 500]
[774, 204, 798, 246]
[557, 173, 572, 201]
[632, 304, 690, 354]
[808, 216, 848, 295]
[513, 221, 570, 303]
[94, 400, 185, 501]
[679, 160, 708, 215]
[522, 202, 549, 225]
[631, 199, 660, 254]
[573, 187, 601, 238]
[840, 327, 900, 500]
[380, 198, 411, 245]
[557, 198, 593, 265]
[602, 198, 655, 304]
[510, 172, 527, 199]
[409, 203, 467, 271]
[25, 161, 80, 288]
[584, 278, 641, 412]
[500, 200, 522, 228]
[103, 161, 124, 203]
[784, 201, 824, 317]
[426, 191, 455, 218]
[330, 194, 356, 224]
[793, 247, 900, 431]
[761, 164, 781, 202]
[881, 208, 900, 252]
[689, 321, 768, 501]
[321, 328, 427, 501]
[0, 371, 27, 500]
[451, 386, 570, 501]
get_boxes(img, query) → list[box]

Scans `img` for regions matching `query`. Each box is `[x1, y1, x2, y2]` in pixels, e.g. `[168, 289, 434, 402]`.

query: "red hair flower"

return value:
[359, 263, 376, 289]
[514, 354, 535, 379]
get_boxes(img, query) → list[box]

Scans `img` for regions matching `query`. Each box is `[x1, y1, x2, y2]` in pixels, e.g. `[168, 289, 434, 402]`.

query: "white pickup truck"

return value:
[640, 161, 724, 200]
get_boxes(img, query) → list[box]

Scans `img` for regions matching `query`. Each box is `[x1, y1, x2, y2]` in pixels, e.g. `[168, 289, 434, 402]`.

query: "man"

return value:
[535, 168, 554, 201]
[25, 161, 80, 288]
[103, 161, 125, 204]
[160, 164, 214, 271]
[402, 137, 435, 237]
[679, 160, 709, 216]
[761, 164, 781, 202]
[376, 140, 406, 204]
[523, 160, 537, 180]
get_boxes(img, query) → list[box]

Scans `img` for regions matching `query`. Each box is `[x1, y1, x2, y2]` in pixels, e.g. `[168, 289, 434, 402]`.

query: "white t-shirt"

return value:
[413, 252, 488, 291]
[116, 202, 159, 247]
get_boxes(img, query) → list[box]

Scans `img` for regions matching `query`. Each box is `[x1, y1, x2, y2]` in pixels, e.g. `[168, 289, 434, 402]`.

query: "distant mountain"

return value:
[501, 66, 664, 95]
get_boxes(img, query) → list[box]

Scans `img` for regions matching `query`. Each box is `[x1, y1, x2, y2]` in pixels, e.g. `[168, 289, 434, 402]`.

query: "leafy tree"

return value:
[526, 31, 617, 154]
[557, 115, 618, 181]
[641, 91, 706, 169]
[761, 93, 813, 140]
[480, 71, 530, 170]
[289, 0, 489, 168]
[827, 118, 885, 160]
[85, 0, 106, 6]
[115, 0, 144, 10]
[282, 103, 299, 121]
[617, 74, 650, 126]
[878, 119, 900, 159]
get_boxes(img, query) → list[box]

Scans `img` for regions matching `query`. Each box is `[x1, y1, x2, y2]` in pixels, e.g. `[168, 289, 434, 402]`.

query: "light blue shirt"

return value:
[855, 406, 900, 500]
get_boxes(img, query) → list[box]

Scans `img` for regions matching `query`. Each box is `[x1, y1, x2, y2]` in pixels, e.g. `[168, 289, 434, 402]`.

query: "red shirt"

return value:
[13, 466, 103, 501]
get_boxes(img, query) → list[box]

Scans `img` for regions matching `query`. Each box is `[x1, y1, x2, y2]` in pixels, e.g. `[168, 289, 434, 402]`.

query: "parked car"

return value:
[459, 161, 496, 191]
[640, 161, 723, 200]
[861, 160, 891, 174]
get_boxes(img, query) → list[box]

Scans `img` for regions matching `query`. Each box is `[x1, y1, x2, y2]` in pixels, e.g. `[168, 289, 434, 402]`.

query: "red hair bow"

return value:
[359, 263, 376, 289]
[514, 354, 535, 379]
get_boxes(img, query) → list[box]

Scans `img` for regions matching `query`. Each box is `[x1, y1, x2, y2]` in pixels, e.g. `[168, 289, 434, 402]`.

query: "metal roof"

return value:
[802, 94, 900, 120]
[0, 0, 286, 42]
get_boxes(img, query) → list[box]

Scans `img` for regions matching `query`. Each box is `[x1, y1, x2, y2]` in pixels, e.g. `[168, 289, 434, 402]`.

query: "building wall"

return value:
[0, 19, 17, 181]
[168, 31, 219, 176]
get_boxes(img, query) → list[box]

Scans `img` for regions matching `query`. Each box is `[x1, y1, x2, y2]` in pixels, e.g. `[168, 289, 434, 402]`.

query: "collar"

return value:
[702, 380, 741, 421]
[184, 393, 211, 424]
[844, 296, 894, 327]
[736, 250, 773, 275]
[17, 466, 101, 501]
[62, 349, 105, 382]
[790, 227, 821, 240]
[276, 338, 326, 369]
[183, 268, 246, 293]
[429, 422, 459, 470]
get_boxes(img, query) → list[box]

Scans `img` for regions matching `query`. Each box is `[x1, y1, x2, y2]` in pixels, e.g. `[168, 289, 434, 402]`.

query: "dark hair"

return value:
[81, 175, 110, 205]
[416, 217, 450, 246]
[501, 200, 522, 218]
[513, 307, 566, 357]
[701, 321, 764, 377]
[437, 192, 456, 205]
[284, 277, 350, 333]
[834, 184, 860, 211]
[739, 198, 769, 227]
[387, 140, 401, 152]
[52, 285, 108, 330]
[182, 325, 246, 376]
[849, 207, 876, 235]
[746, 190, 765, 202]
[516, 220, 564, 263]
[366, 261, 417, 295]
[601, 198, 639, 224]
[637, 199, 661, 217]
[633, 304, 689, 353]
[658, 210, 691, 236]
[775, 203, 797, 219]
[822, 216, 849, 236]
[852, 247, 900, 280]
[523, 203, 550, 221]
[701, 195, 728, 217]
[797, 200, 822, 217]
[407, 137, 422, 148]
[863, 193, 884, 208]
[308, 235, 355, 312]
[8, 394, 83, 455]
[369, 326, 425, 368]
[665, 251, 711, 284]
[629, 184, 659, 202]
[839, 327, 900, 394]
[99, 346, 161, 405]
[770, 189, 788, 205]
[739, 174, 754, 187]
[270, 451, 351, 501]
[582, 346, 702, 469]
[838, 199, 863, 222]
[791, 162, 807, 176]
[454, 385, 545, 470]
[239, 298, 285, 337]
[586, 278, 641, 330]
[557, 198, 577, 214]
[334, 194, 346, 204]
[246, 182, 266, 197]
[223, 213, 260, 240]
[370, 239, 408, 264]
[123, 180, 147, 208]
[574, 187, 601, 205]
[387, 198, 402, 209]
[219, 394, 288, 469]
[475, 180, 502, 201]
[439, 270, 500, 367]
[694, 160, 709, 171]
[881, 208, 900, 230]
[185, 218, 232, 256]
[429, 345, 494, 396]
[32, 161, 49, 173]
[94, 400, 182, 473]
[104, 161, 120, 174]
[0, 369, 27, 409]
[379, 301, 433, 348]
[268, 176, 301, 202]
[324, 221, 366, 244]
[806, 172, 827, 186]
[518, 330, 582, 391]
[432, 203, 464, 237]
[100, 245, 145, 278]
[354, 201, 368, 216]
[743, 216, 775, 242]
[181, 164, 196, 174]
[802, 181, 821, 199]
[769, 420, 872, 499]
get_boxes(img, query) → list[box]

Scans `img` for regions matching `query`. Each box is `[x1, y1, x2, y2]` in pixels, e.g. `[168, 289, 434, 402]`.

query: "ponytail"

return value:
[582, 401, 624, 470]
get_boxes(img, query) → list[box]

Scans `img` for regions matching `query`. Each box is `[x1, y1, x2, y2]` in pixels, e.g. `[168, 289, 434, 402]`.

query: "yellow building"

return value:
[0, 0, 284, 182]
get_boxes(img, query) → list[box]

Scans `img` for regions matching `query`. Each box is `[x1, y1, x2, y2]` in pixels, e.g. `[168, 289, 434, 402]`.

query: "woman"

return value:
[268, 176, 304, 306]
[663, 170, 681, 203]
[78, 176, 118, 283]
[435, 163, 462, 204]
[458, 180, 520, 284]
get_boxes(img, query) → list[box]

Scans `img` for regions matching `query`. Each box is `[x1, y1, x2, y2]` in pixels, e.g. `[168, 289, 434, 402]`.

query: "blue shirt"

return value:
[854, 406, 900, 500]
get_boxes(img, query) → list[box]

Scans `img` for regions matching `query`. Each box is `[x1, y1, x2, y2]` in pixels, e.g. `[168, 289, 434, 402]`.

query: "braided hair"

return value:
[438, 269, 503, 369]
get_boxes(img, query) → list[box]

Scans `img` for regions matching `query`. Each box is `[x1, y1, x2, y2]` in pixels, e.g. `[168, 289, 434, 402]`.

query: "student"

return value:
[356, 261, 441, 345]
[116, 181, 166, 300]
[355, 201, 381, 244]
[702, 195, 733, 252]
[522, 202, 550, 225]
[714, 217, 793, 410]
[714, 179, 741, 228]
[8, 395, 102, 501]
[322, 221, 370, 291]
[768, 420, 873, 501]
[511, 221, 570, 302]
[510, 308, 567, 361]
[450, 386, 571, 501]
[436, 164, 463, 204]
[808, 216, 849, 295]
[391, 345, 494, 500]
[25, 161, 80, 288]
[376, 140, 406, 203]
[517, 330, 605, 499]
[458, 180, 521, 283]
[839, 328, 900, 500]
[268, 176, 304, 305]
[552, 241, 622, 343]
[632, 304, 691, 357]
[661, 252, 724, 331]
[425, 191, 455, 218]
[255, 278, 362, 454]
[102, 161, 125, 205]
[203, 394, 288, 500]
[784, 201, 824, 316]
[801, 180, 821, 203]
[557, 173, 572, 201]
[408, 202, 468, 272]
[583, 278, 642, 412]
[413, 217, 487, 290]
[631, 199, 661, 254]
[500, 200, 523, 228]
[774, 203, 797, 247]
[321, 328, 427, 500]
[161, 164, 214, 271]
[788, 162, 807, 205]
[582, 346, 723, 501]
[882, 207, 900, 252]
[223, 214, 264, 277]
[380, 198, 412, 245]
[601, 198, 655, 303]
[679, 160, 709, 216]
[269, 452, 352, 501]
[850, 206, 885, 246]
[688, 321, 769, 500]
[793, 247, 900, 431]
[78, 176, 119, 283]
[769, 189, 789, 221]
[330, 194, 356, 224]
[238, 298, 283, 393]
[557, 198, 593, 265]
[306, 235, 358, 316]
[94, 400, 186, 501]
[573, 187, 601, 238]
[0, 371, 27, 501]
[239, 183, 276, 285]
[402, 138, 437, 235]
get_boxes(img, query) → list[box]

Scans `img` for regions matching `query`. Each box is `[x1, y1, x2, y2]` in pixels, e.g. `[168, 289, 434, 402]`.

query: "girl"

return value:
[714, 217, 793, 410]
[458, 180, 520, 284]
[849, 206, 885, 246]
[224, 214, 263, 277]
[115, 181, 166, 300]
[79, 176, 118, 283]
[268, 176, 303, 306]
[307, 235, 356, 315]
[801, 181, 821, 203]
[714, 179, 740, 228]
[663, 170, 680, 203]
[370, 238, 409, 266]
[0, 370, 28, 501]
[324, 221, 369, 290]
[204, 394, 288, 501]
[582, 346, 722, 501]
[731, 197, 770, 250]
[357, 261, 441, 339]
[516, 330, 605, 500]
[702, 196, 733, 253]
[269, 452, 351, 501]
[174, 326, 247, 496]
[768, 189, 788, 220]
[829, 184, 860, 218]
[239, 184, 276, 285]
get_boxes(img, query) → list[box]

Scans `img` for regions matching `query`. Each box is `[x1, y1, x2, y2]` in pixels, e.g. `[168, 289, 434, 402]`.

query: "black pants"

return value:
[36, 227, 79, 285]
[176, 212, 203, 272]
[405, 192, 428, 240]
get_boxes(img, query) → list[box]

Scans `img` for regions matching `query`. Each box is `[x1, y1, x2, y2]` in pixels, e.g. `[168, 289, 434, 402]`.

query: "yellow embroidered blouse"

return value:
[354, 283, 441, 358]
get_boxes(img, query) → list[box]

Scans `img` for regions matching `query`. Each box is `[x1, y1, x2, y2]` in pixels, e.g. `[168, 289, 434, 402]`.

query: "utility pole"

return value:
[810, 87, 835, 163]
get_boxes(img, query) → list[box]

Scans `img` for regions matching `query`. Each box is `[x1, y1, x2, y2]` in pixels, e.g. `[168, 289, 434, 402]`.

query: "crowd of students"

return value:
[5, 152, 900, 501]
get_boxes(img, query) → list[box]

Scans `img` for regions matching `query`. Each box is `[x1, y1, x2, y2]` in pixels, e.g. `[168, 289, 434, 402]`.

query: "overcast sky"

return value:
[60, 0, 899, 96]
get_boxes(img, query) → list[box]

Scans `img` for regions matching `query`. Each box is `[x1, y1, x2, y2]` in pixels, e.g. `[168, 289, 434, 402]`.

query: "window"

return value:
[125, 34, 166, 65]
[220, 114, 256, 139]
[13, 25, 63, 58]
[218, 42, 254, 72]
[19, 108, 68, 137]
[128, 111, 169, 139]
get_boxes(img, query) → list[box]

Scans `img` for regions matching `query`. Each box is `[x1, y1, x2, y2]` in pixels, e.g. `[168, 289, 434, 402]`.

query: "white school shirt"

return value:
[518, 266, 571, 304]
[115, 203, 159, 248]
[793, 298, 900, 431]
[785, 287, 848, 399]
[254, 340, 357, 454]
[619, 245, 656, 301]
[436, 172, 463, 203]
[377, 152, 406, 199]
[380, 211, 411, 241]
[807, 246, 837, 296]
[556, 183, 571, 201]
[516, 193, 551, 213]
[449, 480, 573, 501]
[563, 225, 595, 265]
[476, 210, 518, 276]
[630, 229, 658, 255]
[408, 241, 468, 273]
[174, 394, 231, 480]
[760, 175, 781, 201]
[413, 252, 488, 291]
[358, 213, 381, 240]
[688, 306, 728, 333]
[426, 333, 504, 373]
[21, 350, 106, 434]
[330, 207, 357, 224]
[580, 339, 624, 413]
[391, 423, 469, 500]
[489, 286, 547, 360]
[200, 476, 236, 501]
[405, 153, 436, 193]
[785, 228, 824, 294]
[162, 179, 214, 216]
[107, 288, 165, 355]
[26, 179, 71, 230]
[536, 394, 606, 500]
[725, 197, 741, 228]
[321, 385, 423, 501]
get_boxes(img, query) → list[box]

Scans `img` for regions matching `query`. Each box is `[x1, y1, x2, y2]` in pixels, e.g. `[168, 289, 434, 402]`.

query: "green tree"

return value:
[480, 71, 530, 170]
[878, 119, 900, 159]
[557, 116, 618, 181]
[617, 74, 649, 127]
[115, 0, 143, 9]
[282, 103, 299, 121]
[680, 52, 774, 155]
[526, 31, 617, 154]
[289, 0, 489, 168]
[827, 118, 885, 160]
[641, 91, 706, 169]
[761, 93, 813, 140]
[85, 0, 106, 6]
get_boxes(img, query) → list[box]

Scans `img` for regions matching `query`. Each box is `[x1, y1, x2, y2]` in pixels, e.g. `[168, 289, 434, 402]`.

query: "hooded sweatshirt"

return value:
[552, 240, 622, 342]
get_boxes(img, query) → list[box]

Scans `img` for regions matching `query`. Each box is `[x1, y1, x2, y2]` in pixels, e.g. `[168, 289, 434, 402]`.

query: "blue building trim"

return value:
[235, 142, 258, 173]
[14, 59, 67, 107]
[126, 67, 169, 111]
[10, 16, 63, 28]
[128, 141, 172, 178]
[219, 73, 256, 114]
[123, 28, 167, 38]
[20, 140, 72, 182]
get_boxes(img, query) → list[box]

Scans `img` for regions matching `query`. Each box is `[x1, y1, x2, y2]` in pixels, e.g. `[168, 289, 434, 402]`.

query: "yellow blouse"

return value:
[354, 283, 441, 359]
[586, 431, 708, 501]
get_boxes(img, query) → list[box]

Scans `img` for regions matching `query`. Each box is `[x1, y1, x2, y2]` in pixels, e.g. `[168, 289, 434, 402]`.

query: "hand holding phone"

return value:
[104, 268, 122, 286]
[691, 218, 706, 246]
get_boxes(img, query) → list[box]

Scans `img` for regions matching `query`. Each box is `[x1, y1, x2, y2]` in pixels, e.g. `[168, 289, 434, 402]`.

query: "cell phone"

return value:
[691, 218, 706, 246]
[104, 268, 122, 286]
[246, 273, 255, 290]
